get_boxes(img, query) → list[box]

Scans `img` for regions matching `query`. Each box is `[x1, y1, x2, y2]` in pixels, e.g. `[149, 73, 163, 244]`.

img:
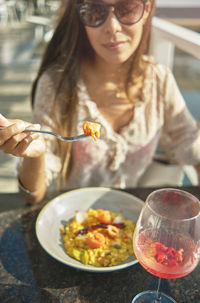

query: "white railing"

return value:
[156, 0, 200, 7]
[149, 16, 200, 186]
[150, 16, 200, 69]
[25, 15, 52, 41]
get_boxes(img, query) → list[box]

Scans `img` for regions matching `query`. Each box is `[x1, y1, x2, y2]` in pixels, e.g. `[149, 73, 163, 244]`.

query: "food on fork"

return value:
[82, 121, 101, 141]
[60, 208, 135, 267]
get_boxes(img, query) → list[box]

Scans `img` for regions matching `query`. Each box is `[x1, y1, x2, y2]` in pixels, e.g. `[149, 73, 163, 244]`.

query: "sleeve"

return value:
[159, 66, 200, 165]
[31, 71, 62, 191]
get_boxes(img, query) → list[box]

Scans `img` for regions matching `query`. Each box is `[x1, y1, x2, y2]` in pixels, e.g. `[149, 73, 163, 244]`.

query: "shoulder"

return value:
[36, 65, 61, 91]
[33, 65, 61, 115]
[142, 55, 171, 81]
[142, 56, 187, 115]
[34, 64, 62, 104]
[142, 55, 177, 98]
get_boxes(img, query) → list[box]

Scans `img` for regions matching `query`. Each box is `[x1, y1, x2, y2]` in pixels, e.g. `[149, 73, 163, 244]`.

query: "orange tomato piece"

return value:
[82, 121, 101, 141]
[98, 209, 112, 224]
[107, 225, 120, 239]
[86, 232, 105, 249]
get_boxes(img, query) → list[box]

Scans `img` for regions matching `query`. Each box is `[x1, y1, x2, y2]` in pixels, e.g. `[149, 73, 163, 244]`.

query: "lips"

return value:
[103, 41, 126, 49]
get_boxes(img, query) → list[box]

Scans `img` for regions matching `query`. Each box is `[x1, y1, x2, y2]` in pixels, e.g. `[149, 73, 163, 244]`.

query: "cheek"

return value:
[85, 28, 99, 49]
[129, 22, 143, 42]
[127, 23, 143, 51]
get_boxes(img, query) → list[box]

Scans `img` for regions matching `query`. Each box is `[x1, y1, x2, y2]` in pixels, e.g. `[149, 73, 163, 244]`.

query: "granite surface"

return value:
[0, 186, 200, 303]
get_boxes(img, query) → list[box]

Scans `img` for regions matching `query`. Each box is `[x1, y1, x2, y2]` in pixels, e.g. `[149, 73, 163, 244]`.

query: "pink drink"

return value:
[134, 229, 199, 279]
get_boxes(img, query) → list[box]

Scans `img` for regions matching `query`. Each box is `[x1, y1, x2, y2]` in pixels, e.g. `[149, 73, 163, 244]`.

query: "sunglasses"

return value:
[77, 0, 148, 28]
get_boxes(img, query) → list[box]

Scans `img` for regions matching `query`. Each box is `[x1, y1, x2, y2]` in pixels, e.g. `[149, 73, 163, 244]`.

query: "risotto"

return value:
[60, 208, 135, 267]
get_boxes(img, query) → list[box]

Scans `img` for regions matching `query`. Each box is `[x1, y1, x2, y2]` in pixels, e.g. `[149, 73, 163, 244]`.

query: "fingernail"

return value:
[16, 122, 25, 130]
[33, 124, 41, 130]
[0, 113, 8, 122]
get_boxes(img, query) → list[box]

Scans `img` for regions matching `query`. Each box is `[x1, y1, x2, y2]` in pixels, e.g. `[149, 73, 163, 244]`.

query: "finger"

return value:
[2, 131, 39, 153]
[27, 123, 41, 130]
[28, 132, 40, 140]
[25, 123, 41, 135]
[1, 132, 27, 153]
[1, 128, 40, 153]
[13, 135, 34, 157]
[0, 113, 10, 127]
[14, 134, 44, 157]
[0, 122, 26, 146]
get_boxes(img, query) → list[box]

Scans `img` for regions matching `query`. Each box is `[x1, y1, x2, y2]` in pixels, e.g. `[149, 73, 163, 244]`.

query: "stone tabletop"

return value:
[0, 186, 200, 303]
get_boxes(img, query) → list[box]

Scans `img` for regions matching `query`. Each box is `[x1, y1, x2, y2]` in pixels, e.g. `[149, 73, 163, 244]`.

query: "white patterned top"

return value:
[31, 56, 200, 195]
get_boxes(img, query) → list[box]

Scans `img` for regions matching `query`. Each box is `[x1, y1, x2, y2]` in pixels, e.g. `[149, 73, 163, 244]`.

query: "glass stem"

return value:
[155, 277, 162, 303]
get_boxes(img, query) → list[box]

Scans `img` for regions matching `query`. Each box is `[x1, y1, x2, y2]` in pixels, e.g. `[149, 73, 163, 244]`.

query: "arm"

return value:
[0, 114, 47, 203]
[18, 153, 46, 204]
[25, 69, 62, 201]
[0, 70, 61, 203]
[18, 70, 61, 203]
[159, 66, 200, 169]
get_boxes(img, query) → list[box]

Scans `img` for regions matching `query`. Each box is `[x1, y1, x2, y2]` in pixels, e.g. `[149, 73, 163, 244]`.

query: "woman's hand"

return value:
[0, 113, 46, 158]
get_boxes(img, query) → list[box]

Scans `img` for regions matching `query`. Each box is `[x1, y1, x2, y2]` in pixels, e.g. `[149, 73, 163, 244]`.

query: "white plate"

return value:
[36, 187, 144, 272]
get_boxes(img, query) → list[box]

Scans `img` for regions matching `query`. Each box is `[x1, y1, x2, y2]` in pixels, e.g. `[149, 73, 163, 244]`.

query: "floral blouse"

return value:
[31, 56, 200, 195]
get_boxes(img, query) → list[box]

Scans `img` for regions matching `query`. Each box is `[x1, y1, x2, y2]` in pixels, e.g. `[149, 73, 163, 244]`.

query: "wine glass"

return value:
[132, 188, 200, 303]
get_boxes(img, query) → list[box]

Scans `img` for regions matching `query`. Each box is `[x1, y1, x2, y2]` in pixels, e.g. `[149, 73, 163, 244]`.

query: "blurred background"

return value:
[0, 0, 200, 192]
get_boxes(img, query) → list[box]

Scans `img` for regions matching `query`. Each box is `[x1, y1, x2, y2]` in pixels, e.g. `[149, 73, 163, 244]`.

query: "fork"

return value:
[0, 127, 88, 142]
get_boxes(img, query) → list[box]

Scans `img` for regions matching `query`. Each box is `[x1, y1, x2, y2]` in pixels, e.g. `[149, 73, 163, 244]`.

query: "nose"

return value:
[104, 8, 122, 33]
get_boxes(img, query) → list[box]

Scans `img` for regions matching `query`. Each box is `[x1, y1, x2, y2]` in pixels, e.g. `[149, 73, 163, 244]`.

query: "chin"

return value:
[105, 55, 132, 65]
[101, 47, 134, 65]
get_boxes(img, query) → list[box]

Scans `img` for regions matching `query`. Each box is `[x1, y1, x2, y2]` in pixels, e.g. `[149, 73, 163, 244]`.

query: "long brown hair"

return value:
[31, 0, 155, 187]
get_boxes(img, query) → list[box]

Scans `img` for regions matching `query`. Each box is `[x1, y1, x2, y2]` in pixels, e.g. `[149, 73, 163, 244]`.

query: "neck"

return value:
[90, 55, 132, 83]
[81, 56, 133, 101]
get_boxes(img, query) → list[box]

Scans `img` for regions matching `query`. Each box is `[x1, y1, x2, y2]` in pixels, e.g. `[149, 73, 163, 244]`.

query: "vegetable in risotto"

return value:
[60, 208, 135, 267]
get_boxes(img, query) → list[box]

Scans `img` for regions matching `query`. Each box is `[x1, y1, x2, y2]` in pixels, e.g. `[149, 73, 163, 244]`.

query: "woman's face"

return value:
[83, 0, 152, 65]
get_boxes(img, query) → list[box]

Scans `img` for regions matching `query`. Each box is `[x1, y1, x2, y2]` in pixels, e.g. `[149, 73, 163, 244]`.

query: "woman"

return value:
[0, 0, 200, 203]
